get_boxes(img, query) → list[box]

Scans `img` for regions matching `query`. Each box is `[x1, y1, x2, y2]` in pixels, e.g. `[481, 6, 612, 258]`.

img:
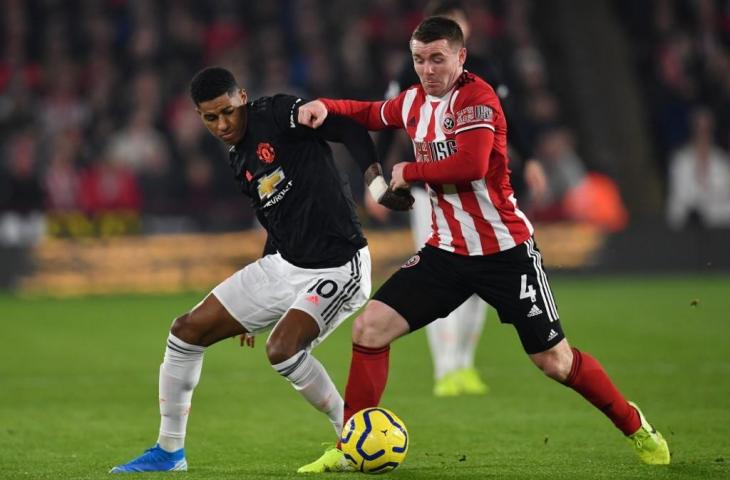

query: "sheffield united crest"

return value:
[442, 112, 455, 133]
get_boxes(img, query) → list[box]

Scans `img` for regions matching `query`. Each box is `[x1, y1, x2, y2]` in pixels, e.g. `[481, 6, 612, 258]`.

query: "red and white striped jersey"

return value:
[321, 72, 533, 256]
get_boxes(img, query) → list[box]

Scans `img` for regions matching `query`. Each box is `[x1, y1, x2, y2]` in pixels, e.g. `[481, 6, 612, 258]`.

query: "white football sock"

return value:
[157, 333, 205, 452]
[426, 313, 460, 381]
[273, 350, 344, 436]
[455, 295, 487, 370]
[426, 294, 486, 380]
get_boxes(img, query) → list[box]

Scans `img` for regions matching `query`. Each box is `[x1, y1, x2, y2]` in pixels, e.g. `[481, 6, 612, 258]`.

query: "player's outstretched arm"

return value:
[314, 113, 413, 211]
[312, 98, 400, 131]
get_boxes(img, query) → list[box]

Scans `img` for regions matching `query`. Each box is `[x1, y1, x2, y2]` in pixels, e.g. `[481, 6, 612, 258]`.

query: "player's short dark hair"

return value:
[411, 16, 464, 48]
[190, 66, 239, 105]
[424, 0, 465, 17]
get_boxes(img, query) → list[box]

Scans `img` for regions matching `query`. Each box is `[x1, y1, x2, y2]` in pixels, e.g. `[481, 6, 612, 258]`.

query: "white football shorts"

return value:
[212, 246, 371, 349]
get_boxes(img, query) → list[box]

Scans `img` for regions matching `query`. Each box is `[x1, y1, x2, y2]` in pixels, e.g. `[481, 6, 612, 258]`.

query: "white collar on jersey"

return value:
[425, 69, 468, 102]
[425, 89, 455, 103]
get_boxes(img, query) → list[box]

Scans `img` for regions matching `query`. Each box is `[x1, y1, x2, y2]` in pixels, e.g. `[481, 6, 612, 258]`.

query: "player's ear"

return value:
[458, 47, 467, 67]
[229, 89, 247, 108]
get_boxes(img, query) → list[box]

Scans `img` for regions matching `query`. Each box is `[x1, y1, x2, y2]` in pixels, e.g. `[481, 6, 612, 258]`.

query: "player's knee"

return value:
[532, 348, 572, 382]
[352, 308, 389, 348]
[265, 335, 300, 365]
[171, 313, 195, 342]
[539, 360, 569, 382]
[170, 312, 206, 345]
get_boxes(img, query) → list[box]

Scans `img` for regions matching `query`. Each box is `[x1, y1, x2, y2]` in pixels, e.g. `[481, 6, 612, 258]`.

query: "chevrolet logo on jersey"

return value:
[257, 167, 286, 199]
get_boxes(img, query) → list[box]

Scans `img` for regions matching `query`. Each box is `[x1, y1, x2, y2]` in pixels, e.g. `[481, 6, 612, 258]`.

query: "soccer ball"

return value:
[340, 407, 409, 474]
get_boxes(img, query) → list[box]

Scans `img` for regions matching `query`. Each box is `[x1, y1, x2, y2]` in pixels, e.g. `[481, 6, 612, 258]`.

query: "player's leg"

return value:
[529, 337, 636, 424]
[515, 239, 641, 442]
[297, 299, 407, 475]
[267, 309, 344, 437]
[301, 247, 470, 473]
[411, 187, 469, 396]
[291, 248, 374, 473]
[410, 187, 456, 390]
[110, 293, 247, 473]
[482, 238, 669, 465]
[425, 315, 461, 395]
[342, 299, 411, 420]
[426, 296, 489, 396]
[160, 294, 246, 450]
[344, 246, 471, 423]
[530, 339, 669, 464]
[452, 295, 489, 394]
[411, 187, 488, 396]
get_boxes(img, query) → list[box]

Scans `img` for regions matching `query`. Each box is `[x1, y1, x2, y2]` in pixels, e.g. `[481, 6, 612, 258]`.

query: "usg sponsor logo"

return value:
[413, 140, 456, 163]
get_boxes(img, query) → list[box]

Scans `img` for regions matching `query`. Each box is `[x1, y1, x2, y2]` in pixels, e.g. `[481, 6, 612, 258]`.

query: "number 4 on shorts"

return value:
[520, 274, 537, 303]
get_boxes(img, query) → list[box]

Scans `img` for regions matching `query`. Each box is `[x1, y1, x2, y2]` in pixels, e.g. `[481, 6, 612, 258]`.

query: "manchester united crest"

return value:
[442, 112, 455, 133]
[256, 142, 276, 164]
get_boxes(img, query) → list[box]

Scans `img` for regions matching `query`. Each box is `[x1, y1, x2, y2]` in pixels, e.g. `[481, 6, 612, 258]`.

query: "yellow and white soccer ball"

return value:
[340, 407, 409, 474]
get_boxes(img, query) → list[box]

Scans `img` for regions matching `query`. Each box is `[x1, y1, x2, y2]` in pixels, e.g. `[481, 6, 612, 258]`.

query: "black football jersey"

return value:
[228, 94, 367, 268]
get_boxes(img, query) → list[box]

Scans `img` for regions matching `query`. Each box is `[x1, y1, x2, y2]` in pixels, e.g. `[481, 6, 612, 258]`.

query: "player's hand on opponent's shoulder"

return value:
[298, 100, 328, 128]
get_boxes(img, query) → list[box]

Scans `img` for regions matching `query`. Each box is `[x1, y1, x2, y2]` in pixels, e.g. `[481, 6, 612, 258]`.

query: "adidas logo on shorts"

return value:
[547, 329, 558, 341]
[527, 304, 543, 317]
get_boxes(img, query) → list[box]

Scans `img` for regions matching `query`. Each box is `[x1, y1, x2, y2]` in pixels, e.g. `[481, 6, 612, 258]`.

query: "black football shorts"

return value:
[373, 238, 565, 354]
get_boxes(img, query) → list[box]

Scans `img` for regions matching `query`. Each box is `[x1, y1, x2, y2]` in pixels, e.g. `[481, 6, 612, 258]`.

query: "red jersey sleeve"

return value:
[452, 80, 501, 135]
[403, 80, 500, 184]
[320, 92, 407, 131]
[403, 128, 494, 184]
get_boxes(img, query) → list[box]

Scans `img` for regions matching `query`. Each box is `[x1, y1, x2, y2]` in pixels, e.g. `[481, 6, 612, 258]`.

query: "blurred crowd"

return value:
[617, 0, 730, 228]
[1, 0, 728, 246]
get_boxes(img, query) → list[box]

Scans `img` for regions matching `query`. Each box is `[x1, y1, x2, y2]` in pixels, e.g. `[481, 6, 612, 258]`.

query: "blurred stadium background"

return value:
[2, 2, 730, 479]
[1, 0, 729, 294]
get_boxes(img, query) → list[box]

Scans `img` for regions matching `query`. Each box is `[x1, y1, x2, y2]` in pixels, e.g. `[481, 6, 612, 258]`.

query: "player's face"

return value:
[411, 38, 466, 97]
[197, 89, 248, 145]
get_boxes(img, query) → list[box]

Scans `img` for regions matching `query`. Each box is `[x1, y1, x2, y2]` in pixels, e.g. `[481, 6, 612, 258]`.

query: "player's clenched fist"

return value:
[298, 100, 328, 128]
[364, 163, 414, 211]
[379, 187, 414, 211]
[390, 162, 410, 191]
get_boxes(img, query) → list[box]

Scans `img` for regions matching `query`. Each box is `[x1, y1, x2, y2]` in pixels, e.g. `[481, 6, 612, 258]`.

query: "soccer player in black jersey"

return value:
[110, 67, 413, 474]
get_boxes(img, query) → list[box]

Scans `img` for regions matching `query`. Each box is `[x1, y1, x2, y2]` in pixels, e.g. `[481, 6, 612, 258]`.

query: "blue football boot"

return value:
[110, 444, 187, 473]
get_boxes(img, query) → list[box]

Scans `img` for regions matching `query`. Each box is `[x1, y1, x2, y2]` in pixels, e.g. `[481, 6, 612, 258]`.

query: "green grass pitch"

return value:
[1, 275, 729, 479]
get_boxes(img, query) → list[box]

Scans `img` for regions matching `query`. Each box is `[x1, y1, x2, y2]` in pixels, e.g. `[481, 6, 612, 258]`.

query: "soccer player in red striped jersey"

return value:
[297, 16, 670, 471]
